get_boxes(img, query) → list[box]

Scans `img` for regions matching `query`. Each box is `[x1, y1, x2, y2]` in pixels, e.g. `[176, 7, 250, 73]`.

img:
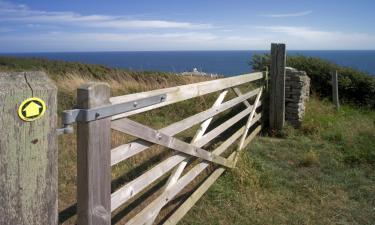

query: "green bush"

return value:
[250, 54, 375, 108]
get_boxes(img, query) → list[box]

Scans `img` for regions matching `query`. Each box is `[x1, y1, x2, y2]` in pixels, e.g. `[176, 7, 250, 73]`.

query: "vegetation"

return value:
[251, 54, 375, 108]
[0, 56, 212, 114]
[180, 99, 375, 225]
[0, 56, 374, 224]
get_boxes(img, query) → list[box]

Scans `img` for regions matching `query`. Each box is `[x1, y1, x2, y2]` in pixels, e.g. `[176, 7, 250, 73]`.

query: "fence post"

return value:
[76, 82, 111, 225]
[331, 70, 340, 111]
[269, 43, 286, 132]
[0, 72, 58, 225]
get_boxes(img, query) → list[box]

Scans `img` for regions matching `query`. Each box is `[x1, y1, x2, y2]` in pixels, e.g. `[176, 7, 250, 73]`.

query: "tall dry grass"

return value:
[56, 72, 212, 96]
[56, 71, 220, 224]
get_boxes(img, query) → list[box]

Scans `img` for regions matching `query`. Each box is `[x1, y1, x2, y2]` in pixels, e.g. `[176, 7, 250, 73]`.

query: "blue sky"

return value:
[1, 0, 375, 52]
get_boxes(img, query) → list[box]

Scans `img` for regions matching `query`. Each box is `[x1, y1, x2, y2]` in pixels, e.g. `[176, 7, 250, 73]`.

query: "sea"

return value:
[1, 50, 375, 77]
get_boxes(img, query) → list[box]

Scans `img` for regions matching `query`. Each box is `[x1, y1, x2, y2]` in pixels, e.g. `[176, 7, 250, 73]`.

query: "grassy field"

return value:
[1, 56, 374, 225]
[180, 99, 375, 225]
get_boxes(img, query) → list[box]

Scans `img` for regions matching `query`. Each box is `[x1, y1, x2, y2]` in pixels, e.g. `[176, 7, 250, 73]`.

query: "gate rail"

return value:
[72, 71, 266, 225]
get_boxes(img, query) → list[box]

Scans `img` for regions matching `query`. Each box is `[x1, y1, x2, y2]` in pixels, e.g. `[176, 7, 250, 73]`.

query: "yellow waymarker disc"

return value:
[18, 97, 46, 121]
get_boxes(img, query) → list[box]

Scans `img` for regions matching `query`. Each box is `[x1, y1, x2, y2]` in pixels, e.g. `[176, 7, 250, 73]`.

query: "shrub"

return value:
[250, 54, 375, 108]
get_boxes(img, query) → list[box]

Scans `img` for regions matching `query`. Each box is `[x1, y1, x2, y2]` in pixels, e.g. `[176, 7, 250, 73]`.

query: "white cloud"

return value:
[255, 25, 370, 40]
[0, 31, 219, 43]
[254, 26, 333, 40]
[0, 31, 268, 51]
[261, 11, 312, 18]
[253, 26, 375, 49]
[1, 26, 374, 52]
[0, 1, 213, 29]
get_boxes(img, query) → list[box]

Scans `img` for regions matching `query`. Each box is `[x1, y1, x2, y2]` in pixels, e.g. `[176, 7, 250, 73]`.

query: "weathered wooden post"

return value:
[0, 72, 58, 225]
[269, 43, 286, 132]
[76, 82, 112, 225]
[331, 70, 340, 111]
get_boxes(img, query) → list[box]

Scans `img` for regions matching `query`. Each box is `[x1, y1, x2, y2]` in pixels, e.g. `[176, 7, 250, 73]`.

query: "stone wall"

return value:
[285, 67, 311, 127]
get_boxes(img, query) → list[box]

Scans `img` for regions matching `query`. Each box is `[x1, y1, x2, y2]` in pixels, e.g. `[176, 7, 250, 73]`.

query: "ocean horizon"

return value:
[1, 50, 375, 77]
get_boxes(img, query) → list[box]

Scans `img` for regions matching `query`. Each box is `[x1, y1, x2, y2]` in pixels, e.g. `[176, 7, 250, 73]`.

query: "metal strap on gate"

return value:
[57, 94, 166, 135]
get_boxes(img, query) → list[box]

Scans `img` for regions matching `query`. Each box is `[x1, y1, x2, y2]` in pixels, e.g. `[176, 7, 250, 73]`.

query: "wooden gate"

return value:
[63, 71, 266, 225]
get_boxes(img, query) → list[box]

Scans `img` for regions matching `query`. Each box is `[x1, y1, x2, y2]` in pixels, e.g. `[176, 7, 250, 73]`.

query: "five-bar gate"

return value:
[62, 71, 265, 225]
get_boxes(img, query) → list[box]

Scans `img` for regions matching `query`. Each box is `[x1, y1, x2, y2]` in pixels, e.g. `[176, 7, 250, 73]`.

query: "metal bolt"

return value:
[133, 102, 138, 107]
[95, 113, 100, 118]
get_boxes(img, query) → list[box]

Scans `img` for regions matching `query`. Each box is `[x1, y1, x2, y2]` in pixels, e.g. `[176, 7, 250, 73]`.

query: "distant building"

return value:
[179, 67, 220, 78]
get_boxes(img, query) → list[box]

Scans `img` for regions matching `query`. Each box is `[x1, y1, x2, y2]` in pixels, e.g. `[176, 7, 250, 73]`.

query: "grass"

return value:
[1, 56, 374, 224]
[180, 99, 375, 225]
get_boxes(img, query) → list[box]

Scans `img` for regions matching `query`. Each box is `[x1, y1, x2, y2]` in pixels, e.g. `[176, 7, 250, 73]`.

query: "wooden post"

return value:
[76, 82, 112, 225]
[0, 72, 58, 225]
[269, 43, 286, 132]
[332, 70, 340, 110]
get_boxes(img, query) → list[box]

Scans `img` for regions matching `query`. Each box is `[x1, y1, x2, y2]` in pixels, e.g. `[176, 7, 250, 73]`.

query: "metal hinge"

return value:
[57, 93, 166, 135]
[57, 125, 74, 135]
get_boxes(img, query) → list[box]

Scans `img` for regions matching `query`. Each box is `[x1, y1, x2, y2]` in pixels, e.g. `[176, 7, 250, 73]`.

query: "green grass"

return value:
[180, 99, 375, 225]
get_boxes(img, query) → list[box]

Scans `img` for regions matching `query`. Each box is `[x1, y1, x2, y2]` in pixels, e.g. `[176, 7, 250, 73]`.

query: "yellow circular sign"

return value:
[18, 97, 46, 121]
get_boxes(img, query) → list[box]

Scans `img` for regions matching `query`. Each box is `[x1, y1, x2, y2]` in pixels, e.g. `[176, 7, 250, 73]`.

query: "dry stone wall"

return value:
[285, 67, 311, 127]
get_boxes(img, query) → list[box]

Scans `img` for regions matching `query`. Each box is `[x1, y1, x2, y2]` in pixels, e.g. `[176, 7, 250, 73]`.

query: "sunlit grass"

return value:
[180, 98, 375, 225]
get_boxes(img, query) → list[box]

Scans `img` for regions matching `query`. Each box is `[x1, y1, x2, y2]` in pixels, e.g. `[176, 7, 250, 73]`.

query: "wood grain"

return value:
[269, 43, 286, 131]
[0, 72, 58, 225]
[76, 82, 111, 225]
[110, 72, 263, 119]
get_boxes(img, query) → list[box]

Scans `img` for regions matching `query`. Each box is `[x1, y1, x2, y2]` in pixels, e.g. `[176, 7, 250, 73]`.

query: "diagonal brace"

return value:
[232, 87, 252, 108]
[111, 118, 234, 168]
[235, 87, 263, 164]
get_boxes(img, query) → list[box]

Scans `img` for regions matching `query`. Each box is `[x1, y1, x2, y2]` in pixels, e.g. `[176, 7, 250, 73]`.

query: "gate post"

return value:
[76, 82, 112, 225]
[269, 43, 286, 132]
[0, 72, 58, 225]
